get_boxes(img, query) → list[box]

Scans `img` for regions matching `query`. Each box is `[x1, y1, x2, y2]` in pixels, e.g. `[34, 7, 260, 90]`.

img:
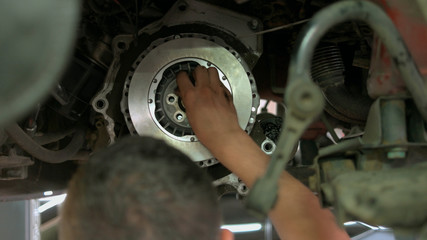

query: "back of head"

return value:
[60, 136, 221, 240]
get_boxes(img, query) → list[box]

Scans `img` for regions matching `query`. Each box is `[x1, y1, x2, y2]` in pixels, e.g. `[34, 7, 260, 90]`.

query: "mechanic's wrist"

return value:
[201, 128, 247, 154]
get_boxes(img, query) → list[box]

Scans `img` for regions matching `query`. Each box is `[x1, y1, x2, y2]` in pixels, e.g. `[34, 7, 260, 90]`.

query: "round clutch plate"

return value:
[121, 35, 259, 162]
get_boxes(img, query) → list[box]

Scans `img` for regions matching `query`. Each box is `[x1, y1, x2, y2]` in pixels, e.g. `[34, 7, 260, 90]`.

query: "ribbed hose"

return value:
[312, 45, 372, 124]
[312, 45, 345, 85]
[5, 123, 85, 164]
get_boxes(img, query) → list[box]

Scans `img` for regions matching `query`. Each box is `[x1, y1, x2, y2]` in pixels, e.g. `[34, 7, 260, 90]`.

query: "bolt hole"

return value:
[264, 143, 273, 152]
[96, 100, 105, 109]
[168, 96, 175, 103]
[117, 41, 126, 50]
[95, 121, 104, 128]
[301, 92, 312, 101]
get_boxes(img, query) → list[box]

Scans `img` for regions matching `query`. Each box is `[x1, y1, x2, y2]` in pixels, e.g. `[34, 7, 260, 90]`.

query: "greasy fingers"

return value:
[193, 66, 209, 87]
[176, 66, 241, 148]
[176, 71, 194, 96]
[207, 67, 221, 84]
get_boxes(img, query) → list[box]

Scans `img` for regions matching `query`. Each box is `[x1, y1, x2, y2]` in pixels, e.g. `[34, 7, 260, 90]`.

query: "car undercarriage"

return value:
[1, 0, 426, 238]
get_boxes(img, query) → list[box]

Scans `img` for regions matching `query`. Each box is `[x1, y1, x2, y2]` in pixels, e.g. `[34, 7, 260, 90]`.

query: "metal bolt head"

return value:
[148, 99, 153, 104]
[249, 19, 259, 30]
[176, 114, 183, 121]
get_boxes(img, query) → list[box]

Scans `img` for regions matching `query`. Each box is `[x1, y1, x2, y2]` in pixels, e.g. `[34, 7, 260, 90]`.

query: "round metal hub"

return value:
[153, 61, 196, 138]
[149, 59, 232, 142]
[121, 34, 259, 162]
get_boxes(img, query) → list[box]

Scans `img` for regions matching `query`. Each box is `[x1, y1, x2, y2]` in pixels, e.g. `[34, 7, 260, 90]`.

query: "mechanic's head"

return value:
[60, 136, 232, 240]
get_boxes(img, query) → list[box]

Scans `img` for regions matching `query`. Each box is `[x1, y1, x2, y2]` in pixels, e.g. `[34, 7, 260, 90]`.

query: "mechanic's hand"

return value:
[177, 66, 242, 148]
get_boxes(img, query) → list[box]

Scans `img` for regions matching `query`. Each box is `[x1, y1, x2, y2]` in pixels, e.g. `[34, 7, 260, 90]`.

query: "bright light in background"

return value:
[221, 223, 263, 233]
[38, 194, 67, 213]
[43, 191, 53, 196]
[257, 99, 278, 115]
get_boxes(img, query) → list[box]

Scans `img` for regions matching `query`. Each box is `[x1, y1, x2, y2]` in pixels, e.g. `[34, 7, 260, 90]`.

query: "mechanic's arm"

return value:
[177, 66, 350, 240]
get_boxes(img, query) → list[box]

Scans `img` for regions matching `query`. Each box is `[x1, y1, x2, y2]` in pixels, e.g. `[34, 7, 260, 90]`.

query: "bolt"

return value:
[148, 99, 153, 104]
[95, 120, 104, 129]
[190, 137, 195, 142]
[249, 19, 259, 30]
[222, 76, 227, 81]
[153, 79, 158, 83]
[176, 114, 183, 121]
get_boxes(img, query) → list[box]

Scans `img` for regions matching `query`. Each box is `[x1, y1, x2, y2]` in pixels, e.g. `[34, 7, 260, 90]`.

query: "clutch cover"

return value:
[121, 34, 259, 163]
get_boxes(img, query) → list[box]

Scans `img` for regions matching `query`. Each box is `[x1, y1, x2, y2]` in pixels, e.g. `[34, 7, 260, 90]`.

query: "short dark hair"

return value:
[60, 136, 221, 240]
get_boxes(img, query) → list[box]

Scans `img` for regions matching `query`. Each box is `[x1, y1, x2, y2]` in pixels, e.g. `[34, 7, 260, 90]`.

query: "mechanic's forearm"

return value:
[203, 129, 269, 187]
[204, 131, 349, 240]
[270, 173, 350, 240]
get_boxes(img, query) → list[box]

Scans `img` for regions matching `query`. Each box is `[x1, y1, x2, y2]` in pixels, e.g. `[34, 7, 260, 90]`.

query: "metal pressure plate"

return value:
[122, 36, 259, 162]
